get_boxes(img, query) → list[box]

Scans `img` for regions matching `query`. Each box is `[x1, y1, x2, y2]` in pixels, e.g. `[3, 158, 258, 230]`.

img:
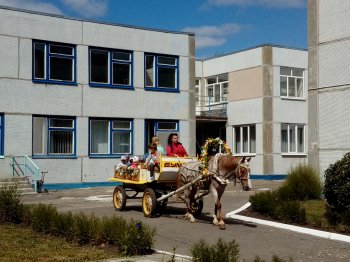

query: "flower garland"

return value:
[200, 138, 232, 176]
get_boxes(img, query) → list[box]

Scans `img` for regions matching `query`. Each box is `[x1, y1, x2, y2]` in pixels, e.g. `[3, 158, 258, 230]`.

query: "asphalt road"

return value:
[21, 180, 350, 262]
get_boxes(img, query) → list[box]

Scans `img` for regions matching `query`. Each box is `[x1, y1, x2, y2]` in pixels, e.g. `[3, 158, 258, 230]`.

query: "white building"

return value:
[0, 6, 196, 185]
[308, 0, 350, 175]
[196, 45, 308, 178]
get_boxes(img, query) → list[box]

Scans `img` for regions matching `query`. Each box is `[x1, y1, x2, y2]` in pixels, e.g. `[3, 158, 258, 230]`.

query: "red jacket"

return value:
[166, 143, 188, 157]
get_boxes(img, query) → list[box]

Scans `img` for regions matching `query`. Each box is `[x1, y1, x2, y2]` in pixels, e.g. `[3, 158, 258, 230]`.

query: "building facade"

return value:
[196, 45, 308, 177]
[308, 0, 350, 175]
[0, 6, 196, 184]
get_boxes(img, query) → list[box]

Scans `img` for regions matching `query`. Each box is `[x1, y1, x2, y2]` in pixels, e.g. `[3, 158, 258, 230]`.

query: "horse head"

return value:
[235, 156, 252, 191]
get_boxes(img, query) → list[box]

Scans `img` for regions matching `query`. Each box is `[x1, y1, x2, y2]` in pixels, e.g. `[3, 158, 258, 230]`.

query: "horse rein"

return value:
[233, 163, 250, 186]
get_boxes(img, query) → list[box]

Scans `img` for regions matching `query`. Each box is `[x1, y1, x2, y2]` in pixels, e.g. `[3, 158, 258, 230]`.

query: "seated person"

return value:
[128, 156, 140, 171]
[166, 133, 188, 157]
[145, 143, 160, 179]
[116, 155, 128, 171]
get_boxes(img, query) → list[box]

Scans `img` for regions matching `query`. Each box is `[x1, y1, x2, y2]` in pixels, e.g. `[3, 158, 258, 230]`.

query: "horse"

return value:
[176, 154, 252, 230]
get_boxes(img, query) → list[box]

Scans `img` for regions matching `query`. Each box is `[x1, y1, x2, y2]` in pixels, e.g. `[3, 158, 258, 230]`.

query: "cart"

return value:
[109, 155, 204, 217]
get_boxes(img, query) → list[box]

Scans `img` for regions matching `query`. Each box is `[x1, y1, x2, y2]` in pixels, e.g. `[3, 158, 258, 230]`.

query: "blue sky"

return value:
[0, 0, 307, 58]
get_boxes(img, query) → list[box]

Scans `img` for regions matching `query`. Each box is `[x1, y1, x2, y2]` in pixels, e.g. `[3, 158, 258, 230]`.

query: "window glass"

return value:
[214, 84, 220, 102]
[289, 125, 296, 152]
[297, 78, 303, 97]
[112, 121, 130, 130]
[112, 63, 130, 85]
[90, 50, 108, 83]
[281, 124, 288, 153]
[280, 76, 287, 96]
[207, 77, 217, 85]
[50, 45, 73, 55]
[49, 131, 73, 154]
[297, 126, 304, 153]
[49, 57, 73, 81]
[157, 122, 177, 130]
[235, 127, 241, 154]
[250, 126, 256, 153]
[34, 43, 45, 79]
[145, 55, 154, 87]
[280, 68, 291, 75]
[217, 74, 228, 82]
[49, 119, 73, 128]
[288, 78, 296, 97]
[158, 56, 176, 65]
[242, 126, 248, 152]
[292, 68, 303, 77]
[158, 67, 176, 88]
[112, 132, 131, 154]
[91, 120, 109, 154]
[33, 117, 47, 155]
[113, 52, 131, 61]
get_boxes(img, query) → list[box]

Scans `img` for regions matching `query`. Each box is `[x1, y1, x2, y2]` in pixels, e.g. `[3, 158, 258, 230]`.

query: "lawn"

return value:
[0, 224, 120, 262]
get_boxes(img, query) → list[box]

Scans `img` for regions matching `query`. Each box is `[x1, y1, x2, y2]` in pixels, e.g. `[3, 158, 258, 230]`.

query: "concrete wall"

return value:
[0, 7, 195, 183]
[308, 0, 350, 175]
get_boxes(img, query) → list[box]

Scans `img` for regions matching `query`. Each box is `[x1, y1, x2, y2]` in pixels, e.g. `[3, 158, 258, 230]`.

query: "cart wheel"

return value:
[193, 198, 204, 217]
[142, 188, 157, 217]
[113, 186, 127, 211]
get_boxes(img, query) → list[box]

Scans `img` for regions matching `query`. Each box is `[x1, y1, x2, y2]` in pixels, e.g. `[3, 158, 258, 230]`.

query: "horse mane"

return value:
[218, 154, 239, 170]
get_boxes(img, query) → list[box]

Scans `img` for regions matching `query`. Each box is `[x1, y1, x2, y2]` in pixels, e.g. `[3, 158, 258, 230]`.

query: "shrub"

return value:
[273, 201, 306, 224]
[250, 191, 278, 215]
[119, 219, 156, 255]
[97, 215, 127, 246]
[0, 183, 26, 224]
[324, 153, 350, 225]
[190, 238, 239, 262]
[278, 164, 322, 201]
[74, 213, 99, 245]
[30, 204, 59, 234]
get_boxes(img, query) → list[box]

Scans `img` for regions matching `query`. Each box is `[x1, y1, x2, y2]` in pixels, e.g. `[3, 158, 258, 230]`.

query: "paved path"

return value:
[21, 180, 350, 262]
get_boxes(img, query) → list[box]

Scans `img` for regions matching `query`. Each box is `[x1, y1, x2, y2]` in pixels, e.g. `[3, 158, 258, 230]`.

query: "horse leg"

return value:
[210, 183, 220, 226]
[183, 187, 196, 223]
[216, 198, 225, 230]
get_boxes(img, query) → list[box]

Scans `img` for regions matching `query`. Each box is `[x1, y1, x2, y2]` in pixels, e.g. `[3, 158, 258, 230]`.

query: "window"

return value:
[145, 119, 178, 152]
[33, 41, 76, 84]
[280, 67, 304, 98]
[0, 114, 4, 156]
[234, 125, 256, 154]
[89, 48, 133, 88]
[205, 74, 228, 105]
[145, 54, 178, 91]
[89, 118, 133, 156]
[281, 124, 305, 154]
[33, 116, 76, 157]
[195, 78, 201, 106]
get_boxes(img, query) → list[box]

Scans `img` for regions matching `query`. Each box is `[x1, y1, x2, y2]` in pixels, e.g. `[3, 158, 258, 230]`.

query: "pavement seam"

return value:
[226, 202, 350, 244]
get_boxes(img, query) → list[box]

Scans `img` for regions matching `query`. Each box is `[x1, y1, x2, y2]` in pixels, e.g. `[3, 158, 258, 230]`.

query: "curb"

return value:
[154, 250, 192, 261]
[226, 202, 350, 244]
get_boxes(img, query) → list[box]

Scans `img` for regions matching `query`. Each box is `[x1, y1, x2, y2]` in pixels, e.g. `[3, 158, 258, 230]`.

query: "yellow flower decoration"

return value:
[199, 138, 232, 176]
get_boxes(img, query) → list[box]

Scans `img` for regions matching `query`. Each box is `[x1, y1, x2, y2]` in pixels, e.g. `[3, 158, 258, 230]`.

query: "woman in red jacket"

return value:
[166, 133, 188, 157]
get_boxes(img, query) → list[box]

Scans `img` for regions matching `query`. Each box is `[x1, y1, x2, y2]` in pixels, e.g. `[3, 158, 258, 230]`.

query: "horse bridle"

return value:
[234, 163, 250, 186]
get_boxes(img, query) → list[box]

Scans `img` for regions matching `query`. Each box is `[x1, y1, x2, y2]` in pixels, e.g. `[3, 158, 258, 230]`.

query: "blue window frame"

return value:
[32, 116, 76, 158]
[89, 118, 133, 157]
[33, 41, 76, 85]
[89, 47, 133, 89]
[145, 54, 179, 92]
[144, 119, 178, 153]
[0, 114, 4, 156]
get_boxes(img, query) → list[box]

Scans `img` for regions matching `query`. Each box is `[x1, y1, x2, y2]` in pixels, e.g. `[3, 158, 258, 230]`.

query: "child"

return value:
[145, 143, 160, 180]
[116, 155, 128, 171]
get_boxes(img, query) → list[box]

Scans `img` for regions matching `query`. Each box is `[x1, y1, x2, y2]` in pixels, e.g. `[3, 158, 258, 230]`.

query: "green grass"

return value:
[0, 224, 120, 262]
[302, 200, 349, 234]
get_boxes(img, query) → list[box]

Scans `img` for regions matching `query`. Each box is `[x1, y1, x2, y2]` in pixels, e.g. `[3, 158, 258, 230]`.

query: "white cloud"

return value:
[205, 0, 306, 8]
[61, 0, 107, 18]
[0, 0, 62, 14]
[183, 23, 242, 49]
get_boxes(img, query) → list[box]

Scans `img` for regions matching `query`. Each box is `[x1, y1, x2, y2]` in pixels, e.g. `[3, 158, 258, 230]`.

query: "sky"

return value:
[0, 0, 307, 58]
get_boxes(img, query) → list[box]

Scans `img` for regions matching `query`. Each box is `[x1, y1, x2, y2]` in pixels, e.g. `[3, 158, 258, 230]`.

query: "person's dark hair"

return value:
[148, 143, 157, 150]
[167, 133, 181, 153]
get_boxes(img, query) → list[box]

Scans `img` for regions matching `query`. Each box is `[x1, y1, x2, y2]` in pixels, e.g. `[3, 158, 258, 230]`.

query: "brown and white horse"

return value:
[177, 154, 252, 230]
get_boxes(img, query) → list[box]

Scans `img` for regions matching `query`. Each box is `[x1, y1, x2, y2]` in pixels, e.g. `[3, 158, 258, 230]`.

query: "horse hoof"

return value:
[213, 220, 219, 226]
[219, 224, 226, 230]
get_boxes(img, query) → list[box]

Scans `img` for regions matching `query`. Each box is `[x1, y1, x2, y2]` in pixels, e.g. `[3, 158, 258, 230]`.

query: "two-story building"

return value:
[196, 45, 308, 178]
[0, 6, 196, 184]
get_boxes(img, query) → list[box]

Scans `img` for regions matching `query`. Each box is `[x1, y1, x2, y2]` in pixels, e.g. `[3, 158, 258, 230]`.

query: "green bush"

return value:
[30, 204, 59, 234]
[119, 219, 156, 255]
[273, 201, 306, 224]
[97, 215, 127, 246]
[0, 183, 26, 224]
[190, 238, 239, 262]
[250, 191, 278, 215]
[324, 153, 350, 225]
[278, 164, 322, 201]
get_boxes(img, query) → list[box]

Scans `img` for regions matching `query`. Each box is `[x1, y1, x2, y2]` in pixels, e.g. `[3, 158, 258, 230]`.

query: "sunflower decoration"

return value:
[200, 138, 232, 176]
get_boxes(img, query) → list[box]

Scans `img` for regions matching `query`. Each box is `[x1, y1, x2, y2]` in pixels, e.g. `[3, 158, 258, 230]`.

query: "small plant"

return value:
[324, 153, 350, 225]
[190, 238, 239, 262]
[278, 164, 322, 201]
[0, 183, 26, 224]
